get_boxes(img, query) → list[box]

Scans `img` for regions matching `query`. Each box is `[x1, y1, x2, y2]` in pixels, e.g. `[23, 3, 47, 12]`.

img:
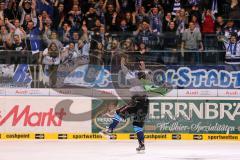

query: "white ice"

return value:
[0, 140, 240, 160]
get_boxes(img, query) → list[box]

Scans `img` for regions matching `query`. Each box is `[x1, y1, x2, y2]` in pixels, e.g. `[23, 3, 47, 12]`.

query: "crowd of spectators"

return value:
[0, 0, 240, 68]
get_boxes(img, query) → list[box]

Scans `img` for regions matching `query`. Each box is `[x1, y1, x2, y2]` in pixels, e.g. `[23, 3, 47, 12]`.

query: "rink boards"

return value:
[1, 96, 240, 141]
[0, 133, 240, 141]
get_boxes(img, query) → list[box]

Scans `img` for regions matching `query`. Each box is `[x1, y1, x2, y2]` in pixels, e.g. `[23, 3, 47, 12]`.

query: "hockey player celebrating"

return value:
[100, 56, 171, 151]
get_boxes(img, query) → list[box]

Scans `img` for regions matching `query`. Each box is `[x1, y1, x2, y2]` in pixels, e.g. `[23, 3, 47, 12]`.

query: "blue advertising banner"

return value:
[161, 65, 240, 89]
[1, 65, 240, 90]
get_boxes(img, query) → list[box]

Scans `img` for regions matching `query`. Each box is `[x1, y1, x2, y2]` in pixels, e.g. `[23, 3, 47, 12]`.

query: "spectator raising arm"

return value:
[218, 33, 240, 64]
[115, 0, 120, 13]
[103, 0, 108, 12]
[31, 0, 37, 18]
[38, 15, 43, 31]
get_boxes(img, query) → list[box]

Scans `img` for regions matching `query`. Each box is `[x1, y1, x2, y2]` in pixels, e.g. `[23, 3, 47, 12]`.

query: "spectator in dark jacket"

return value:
[163, 21, 179, 64]
[25, 15, 43, 63]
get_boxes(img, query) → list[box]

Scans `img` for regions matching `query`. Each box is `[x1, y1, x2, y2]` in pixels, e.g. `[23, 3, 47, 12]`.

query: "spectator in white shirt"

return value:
[42, 42, 60, 87]
[219, 33, 240, 64]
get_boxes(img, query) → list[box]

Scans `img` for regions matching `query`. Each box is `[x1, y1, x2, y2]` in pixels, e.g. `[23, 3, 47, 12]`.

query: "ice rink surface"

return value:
[0, 140, 240, 160]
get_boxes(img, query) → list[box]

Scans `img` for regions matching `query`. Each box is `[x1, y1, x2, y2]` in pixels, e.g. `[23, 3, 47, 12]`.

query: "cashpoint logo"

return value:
[0, 106, 66, 127]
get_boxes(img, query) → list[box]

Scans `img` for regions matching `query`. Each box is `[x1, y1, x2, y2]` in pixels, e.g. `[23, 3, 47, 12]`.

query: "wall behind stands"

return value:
[1, 95, 240, 140]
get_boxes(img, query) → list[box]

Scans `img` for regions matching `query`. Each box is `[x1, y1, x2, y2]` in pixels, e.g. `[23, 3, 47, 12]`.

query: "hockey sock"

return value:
[109, 113, 122, 130]
[133, 126, 144, 145]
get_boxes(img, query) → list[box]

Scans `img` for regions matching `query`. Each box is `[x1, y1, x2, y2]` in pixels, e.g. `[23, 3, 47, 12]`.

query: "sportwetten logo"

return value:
[0, 106, 66, 127]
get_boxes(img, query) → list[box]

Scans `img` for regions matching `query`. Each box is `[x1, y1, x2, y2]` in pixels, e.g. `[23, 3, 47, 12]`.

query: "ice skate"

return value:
[136, 143, 145, 152]
[99, 127, 113, 139]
